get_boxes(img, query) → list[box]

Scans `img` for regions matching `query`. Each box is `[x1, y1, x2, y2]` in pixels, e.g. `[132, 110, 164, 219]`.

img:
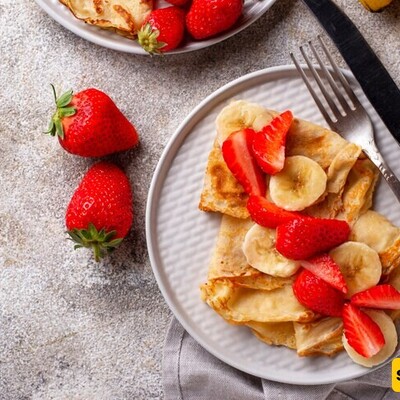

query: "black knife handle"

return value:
[301, 0, 400, 144]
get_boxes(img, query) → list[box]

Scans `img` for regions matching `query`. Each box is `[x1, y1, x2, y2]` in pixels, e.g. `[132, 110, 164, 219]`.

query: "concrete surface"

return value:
[0, 0, 399, 398]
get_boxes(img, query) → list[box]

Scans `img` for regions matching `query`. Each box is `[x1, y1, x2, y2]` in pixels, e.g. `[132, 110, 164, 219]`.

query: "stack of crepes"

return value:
[59, 0, 153, 38]
[199, 100, 400, 357]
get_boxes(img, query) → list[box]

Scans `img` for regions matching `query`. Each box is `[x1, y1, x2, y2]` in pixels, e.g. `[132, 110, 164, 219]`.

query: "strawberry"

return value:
[342, 303, 385, 358]
[222, 129, 266, 197]
[351, 284, 400, 309]
[46, 86, 139, 157]
[186, 0, 243, 40]
[166, 0, 190, 6]
[292, 269, 345, 317]
[66, 162, 133, 261]
[301, 254, 348, 294]
[137, 7, 185, 54]
[276, 217, 350, 260]
[247, 195, 305, 228]
[251, 110, 293, 175]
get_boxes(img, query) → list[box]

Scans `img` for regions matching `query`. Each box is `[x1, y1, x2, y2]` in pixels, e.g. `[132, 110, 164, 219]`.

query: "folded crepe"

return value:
[199, 100, 378, 224]
[199, 100, 400, 358]
[59, 0, 153, 38]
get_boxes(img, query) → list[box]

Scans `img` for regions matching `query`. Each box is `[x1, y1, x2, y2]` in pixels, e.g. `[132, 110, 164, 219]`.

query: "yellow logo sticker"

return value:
[392, 358, 400, 392]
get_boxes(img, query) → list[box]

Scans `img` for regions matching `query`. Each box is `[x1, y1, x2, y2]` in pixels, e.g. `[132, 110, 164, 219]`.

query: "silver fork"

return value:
[290, 36, 400, 201]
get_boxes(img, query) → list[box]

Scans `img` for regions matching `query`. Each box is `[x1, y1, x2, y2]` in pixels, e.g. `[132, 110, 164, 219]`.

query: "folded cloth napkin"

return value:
[163, 318, 397, 400]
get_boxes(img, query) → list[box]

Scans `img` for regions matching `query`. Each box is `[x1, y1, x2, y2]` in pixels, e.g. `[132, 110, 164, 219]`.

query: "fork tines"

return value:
[290, 36, 361, 127]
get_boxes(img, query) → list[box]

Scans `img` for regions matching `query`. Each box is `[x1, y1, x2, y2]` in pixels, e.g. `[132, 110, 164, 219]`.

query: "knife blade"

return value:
[301, 0, 400, 144]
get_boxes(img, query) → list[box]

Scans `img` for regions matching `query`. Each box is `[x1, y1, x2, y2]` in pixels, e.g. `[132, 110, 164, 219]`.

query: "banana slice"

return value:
[269, 155, 327, 211]
[343, 310, 397, 367]
[329, 242, 382, 298]
[216, 100, 275, 146]
[243, 224, 301, 277]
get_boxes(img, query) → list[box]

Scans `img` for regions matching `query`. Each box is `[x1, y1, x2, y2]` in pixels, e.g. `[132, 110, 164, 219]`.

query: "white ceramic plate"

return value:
[35, 0, 277, 55]
[146, 65, 400, 384]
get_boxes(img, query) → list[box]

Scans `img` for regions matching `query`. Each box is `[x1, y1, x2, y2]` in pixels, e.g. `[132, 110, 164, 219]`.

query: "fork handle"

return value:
[363, 145, 400, 201]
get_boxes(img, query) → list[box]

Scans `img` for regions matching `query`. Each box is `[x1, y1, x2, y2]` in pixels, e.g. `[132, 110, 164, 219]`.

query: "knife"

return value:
[301, 0, 400, 144]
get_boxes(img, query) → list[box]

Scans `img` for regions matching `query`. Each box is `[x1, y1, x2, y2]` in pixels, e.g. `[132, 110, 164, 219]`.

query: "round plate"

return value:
[35, 0, 277, 55]
[146, 65, 400, 384]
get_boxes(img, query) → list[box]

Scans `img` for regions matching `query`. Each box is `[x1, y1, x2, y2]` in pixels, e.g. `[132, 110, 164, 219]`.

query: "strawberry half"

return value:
[251, 110, 293, 175]
[293, 269, 345, 317]
[301, 254, 348, 294]
[222, 129, 266, 197]
[276, 217, 350, 260]
[247, 195, 305, 228]
[351, 284, 400, 309]
[342, 303, 385, 358]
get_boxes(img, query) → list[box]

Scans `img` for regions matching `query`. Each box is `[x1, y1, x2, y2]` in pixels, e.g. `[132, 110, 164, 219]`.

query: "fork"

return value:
[290, 36, 400, 201]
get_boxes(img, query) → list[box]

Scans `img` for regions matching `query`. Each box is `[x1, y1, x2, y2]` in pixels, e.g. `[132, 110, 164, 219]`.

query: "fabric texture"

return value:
[163, 318, 398, 400]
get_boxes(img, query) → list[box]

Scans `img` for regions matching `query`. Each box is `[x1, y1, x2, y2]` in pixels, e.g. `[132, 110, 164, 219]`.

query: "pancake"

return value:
[200, 279, 316, 323]
[199, 100, 395, 360]
[199, 101, 376, 222]
[207, 215, 293, 289]
[294, 317, 343, 357]
[247, 321, 296, 349]
[59, 0, 153, 38]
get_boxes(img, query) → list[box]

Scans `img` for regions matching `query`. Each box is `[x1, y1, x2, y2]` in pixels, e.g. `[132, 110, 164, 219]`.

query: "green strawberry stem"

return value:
[67, 223, 123, 262]
[46, 84, 76, 139]
[137, 23, 166, 55]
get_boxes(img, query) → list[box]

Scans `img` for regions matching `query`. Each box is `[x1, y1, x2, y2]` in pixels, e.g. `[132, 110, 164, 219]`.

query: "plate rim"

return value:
[35, 0, 277, 55]
[146, 64, 392, 385]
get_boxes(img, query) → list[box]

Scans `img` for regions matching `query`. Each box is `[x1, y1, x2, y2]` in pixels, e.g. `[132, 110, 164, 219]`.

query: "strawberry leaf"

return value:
[67, 223, 122, 262]
[46, 84, 76, 139]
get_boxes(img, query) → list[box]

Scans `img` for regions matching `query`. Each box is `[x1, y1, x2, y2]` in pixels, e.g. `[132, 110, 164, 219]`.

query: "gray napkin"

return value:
[163, 318, 397, 400]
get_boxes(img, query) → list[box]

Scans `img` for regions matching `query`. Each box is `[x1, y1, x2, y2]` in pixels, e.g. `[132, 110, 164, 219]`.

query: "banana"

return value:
[329, 242, 382, 298]
[359, 0, 393, 12]
[243, 224, 301, 277]
[215, 100, 276, 146]
[343, 310, 397, 367]
[269, 155, 327, 211]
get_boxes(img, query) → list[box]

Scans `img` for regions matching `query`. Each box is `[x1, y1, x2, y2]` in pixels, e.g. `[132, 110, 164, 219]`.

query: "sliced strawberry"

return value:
[301, 254, 348, 294]
[247, 195, 305, 228]
[251, 110, 293, 175]
[351, 284, 400, 309]
[222, 129, 266, 196]
[342, 303, 385, 358]
[292, 269, 345, 317]
[276, 217, 350, 260]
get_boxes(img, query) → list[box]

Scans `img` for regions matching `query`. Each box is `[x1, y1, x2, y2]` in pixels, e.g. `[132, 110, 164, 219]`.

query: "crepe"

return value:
[200, 279, 316, 323]
[246, 321, 296, 349]
[207, 215, 293, 289]
[59, 0, 153, 38]
[199, 140, 250, 219]
[198, 100, 397, 360]
[294, 318, 343, 357]
[199, 101, 377, 223]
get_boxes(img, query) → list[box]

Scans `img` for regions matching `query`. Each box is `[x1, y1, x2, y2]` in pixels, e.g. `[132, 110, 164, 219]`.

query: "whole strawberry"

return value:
[66, 162, 133, 261]
[186, 0, 243, 40]
[46, 85, 139, 157]
[137, 6, 185, 54]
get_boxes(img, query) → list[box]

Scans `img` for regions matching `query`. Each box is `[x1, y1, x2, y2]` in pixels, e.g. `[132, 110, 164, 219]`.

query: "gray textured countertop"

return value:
[1, 1, 399, 398]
